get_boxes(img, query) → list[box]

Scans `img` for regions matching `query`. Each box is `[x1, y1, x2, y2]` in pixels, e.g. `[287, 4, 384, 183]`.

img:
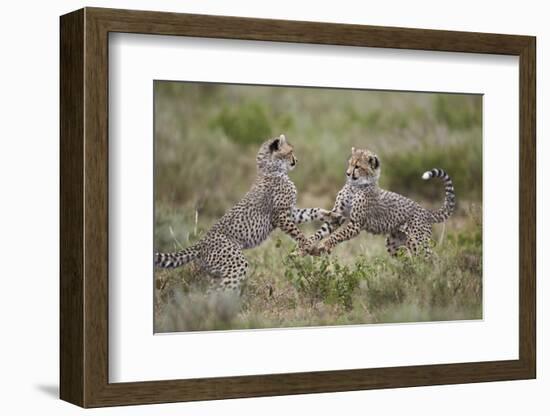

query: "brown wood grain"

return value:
[60, 7, 537, 408]
[518, 38, 536, 376]
[59, 8, 84, 407]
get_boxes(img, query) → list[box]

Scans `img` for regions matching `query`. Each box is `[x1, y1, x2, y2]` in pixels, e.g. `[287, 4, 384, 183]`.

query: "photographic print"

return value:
[153, 81, 482, 333]
[60, 9, 535, 406]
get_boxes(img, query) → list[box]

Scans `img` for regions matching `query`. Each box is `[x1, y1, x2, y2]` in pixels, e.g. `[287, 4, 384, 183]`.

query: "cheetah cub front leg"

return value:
[304, 189, 350, 255]
[290, 208, 343, 255]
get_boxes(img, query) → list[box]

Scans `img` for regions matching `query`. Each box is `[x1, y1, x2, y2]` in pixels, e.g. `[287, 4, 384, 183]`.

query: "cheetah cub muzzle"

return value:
[308, 147, 456, 257]
[155, 134, 342, 293]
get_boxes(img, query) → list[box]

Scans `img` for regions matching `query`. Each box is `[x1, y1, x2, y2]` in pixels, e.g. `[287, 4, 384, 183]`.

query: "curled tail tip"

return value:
[423, 167, 455, 223]
[422, 168, 449, 180]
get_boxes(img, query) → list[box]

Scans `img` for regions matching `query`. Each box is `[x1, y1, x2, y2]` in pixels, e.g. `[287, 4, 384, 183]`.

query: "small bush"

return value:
[382, 138, 482, 202]
[212, 101, 272, 146]
[280, 228, 482, 326]
[434, 95, 482, 131]
[283, 253, 360, 310]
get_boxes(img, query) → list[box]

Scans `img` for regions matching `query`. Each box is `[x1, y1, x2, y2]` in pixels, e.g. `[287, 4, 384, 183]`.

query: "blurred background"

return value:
[154, 81, 482, 332]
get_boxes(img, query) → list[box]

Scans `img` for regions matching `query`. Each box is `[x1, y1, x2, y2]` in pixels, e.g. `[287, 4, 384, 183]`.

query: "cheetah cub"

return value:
[155, 134, 342, 292]
[308, 147, 455, 257]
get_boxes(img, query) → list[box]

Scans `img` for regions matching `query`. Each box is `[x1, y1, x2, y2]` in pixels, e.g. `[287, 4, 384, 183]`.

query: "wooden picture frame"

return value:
[60, 7, 536, 408]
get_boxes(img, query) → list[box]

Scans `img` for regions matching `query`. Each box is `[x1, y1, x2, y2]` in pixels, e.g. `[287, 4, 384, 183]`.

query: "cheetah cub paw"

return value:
[319, 209, 345, 226]
[307, 239, 333, 256]
[296, 241, 314, 257]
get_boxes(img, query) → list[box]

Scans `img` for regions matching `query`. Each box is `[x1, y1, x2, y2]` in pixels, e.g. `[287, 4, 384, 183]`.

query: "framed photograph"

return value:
[60, 7, 536, 407]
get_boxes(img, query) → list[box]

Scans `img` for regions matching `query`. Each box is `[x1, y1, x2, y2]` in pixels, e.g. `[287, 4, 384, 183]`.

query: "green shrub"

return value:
[434, 94, 482, 130]
[212, 101, 272, 146]
[280, 230, 482, 325]
[283, 253, 360, 310]
[382, 138, 482, 202]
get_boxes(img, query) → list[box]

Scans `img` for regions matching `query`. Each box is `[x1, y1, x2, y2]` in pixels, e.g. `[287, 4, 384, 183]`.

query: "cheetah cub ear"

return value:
[351, 146, 356, 153]
[269, 135, 285, 152]
[368, 155, 380, 169]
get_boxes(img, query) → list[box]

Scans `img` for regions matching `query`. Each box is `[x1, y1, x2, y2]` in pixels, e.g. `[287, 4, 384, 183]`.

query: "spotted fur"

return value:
[308, 147, 455, 257]
[155, 134, 341, 292]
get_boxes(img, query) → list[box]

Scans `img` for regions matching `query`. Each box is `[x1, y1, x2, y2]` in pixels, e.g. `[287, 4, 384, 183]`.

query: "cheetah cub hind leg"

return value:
[385, 229, 408, 257]
[416, 226, 435, 259]
[400, 221, 434, 259]
[199, 233, 249, 294]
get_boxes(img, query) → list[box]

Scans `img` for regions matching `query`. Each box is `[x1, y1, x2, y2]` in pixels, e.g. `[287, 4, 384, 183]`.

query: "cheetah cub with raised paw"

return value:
[155, 134, 342, 293]
[308, 147, 455, 257]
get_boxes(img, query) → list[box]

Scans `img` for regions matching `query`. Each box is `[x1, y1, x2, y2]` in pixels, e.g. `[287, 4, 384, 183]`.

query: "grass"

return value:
[155, 206, 482, 332]
[153, 81, 483, 332]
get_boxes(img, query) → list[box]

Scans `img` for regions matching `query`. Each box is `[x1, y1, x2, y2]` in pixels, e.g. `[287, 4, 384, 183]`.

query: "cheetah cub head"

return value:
[346, 147, 380, 187]
[257, 134, 297, 175]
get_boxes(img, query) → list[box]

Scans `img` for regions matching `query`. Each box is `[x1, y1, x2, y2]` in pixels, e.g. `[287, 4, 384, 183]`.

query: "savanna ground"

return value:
[154, 81, 482, 332]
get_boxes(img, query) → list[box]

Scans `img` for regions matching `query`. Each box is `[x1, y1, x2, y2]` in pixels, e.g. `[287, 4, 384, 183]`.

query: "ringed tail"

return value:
[155, 245, 199, 268]
[422, 168, 456, 223]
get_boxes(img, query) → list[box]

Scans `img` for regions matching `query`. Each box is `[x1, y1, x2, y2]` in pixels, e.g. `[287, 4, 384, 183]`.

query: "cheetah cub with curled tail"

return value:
[308, 147, 455, 257]
[155, 134, 342, 292]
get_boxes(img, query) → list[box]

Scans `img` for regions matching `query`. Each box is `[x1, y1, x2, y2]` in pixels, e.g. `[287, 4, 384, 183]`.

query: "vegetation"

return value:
[153, 81, 482, 332]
